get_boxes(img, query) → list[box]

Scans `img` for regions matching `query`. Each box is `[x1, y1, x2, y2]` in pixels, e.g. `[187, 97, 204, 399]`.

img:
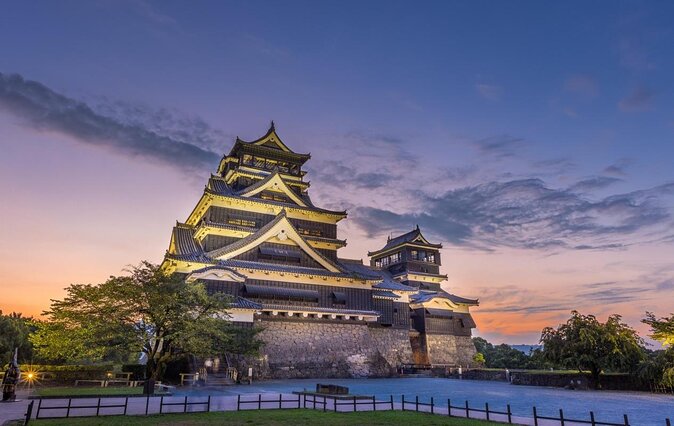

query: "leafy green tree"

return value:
[472, 337, 545, 369]
[472, 352, 486, 366]
[540, 311, 644, 387]
[642, 312, 674, 387]
[31, 262, 262, 379]
[0, 311, 36, 365]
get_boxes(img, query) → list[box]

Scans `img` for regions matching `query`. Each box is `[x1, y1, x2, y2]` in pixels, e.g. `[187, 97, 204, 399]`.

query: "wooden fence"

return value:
[23, 393, 673, 425]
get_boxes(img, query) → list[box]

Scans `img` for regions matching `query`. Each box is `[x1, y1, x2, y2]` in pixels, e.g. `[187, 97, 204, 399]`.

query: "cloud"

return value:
[577, 281, 649, 304]
[475, 83, 502, 101]
[351, 178, 674, 251]
[564, 74, 598, 98]
[570, 176, 622, 192]
[603, 158, 633, 176]
[0, 73, 221, 174]
[473, 135, 526, 159]
[619, 85, 656, 111]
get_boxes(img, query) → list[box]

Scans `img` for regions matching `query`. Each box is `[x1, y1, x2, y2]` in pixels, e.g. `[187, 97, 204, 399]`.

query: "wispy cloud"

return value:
[569, 176, 622, 192]
[619, 85, 656, 111]
[475, 83, 502, 101]
[603, 158, 633, 177]
[0, 73, 221, 174]
[473, 135, 526, 159]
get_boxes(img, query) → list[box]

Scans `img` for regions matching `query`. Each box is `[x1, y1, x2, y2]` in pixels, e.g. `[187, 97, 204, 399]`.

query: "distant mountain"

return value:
[509, 344, 542, 354]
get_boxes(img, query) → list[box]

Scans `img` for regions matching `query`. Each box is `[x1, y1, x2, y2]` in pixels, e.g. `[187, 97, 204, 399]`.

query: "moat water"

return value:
[174, 377, 674, 425]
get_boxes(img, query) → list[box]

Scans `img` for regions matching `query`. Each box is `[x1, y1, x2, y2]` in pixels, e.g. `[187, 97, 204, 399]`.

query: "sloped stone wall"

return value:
[425, 334, 476, 366]
[244, 321, 413, 379]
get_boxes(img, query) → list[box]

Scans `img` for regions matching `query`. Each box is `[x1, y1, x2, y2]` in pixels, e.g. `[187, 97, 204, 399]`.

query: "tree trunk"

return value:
[590, 367, 601, 389]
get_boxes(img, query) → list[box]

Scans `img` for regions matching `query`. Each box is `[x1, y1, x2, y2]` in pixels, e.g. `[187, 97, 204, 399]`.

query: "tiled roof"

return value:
[337, 259, 384, 280]
[338, 259, 417, 290]
[203, 187, 346, 216]
[217, 259, 353, 278]
[410, 291, 479, 306]
[188, 265, 247, 280]
[259, 304, 380, 317]
[368, 227, 442, 256]
[230, 297, 262, 310]
[172, 224, 201, 255]
[206, 212, 288, 259]
[207, 175, 232, 195]
[372, 290, 400, 299]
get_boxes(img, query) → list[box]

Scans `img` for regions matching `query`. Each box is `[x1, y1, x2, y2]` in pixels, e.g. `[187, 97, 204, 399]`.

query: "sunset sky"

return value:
[1, 1, 673, 345]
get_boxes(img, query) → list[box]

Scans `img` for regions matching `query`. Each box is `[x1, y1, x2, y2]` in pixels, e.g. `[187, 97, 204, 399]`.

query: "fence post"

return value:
[323, 395, 326, 412]
[465, 400, 470, 418]
[207, 395, 211, 412]
[258, 394, 262, 410]
[486, 402, 490, 421]
[124, 397, 129, 415]
[415, 395, 419, 412]
[666, 418, 671, 426]
[431, 397, 434, 414]
[448, 398, 451, 417]
[296, 394, 300, 409]
[145, 396, 150, 415]
[160, 396, 164, 414]
[507, 404, 512, 424]
[36, 399, 42, 420]
[184, 396, 188, 413]
[402, 395, 405, 411]
[560, 408, 565, 426]
[390, 395, 393, 411]
[533, 406, 538, 426]
[96, 397, 101, 416]
[23, 400, 34, 426]
[624, 414, 629, 425]
[590, 411, 596, 426]
[353, 395, 357, 412]
[372, 395, 376, 412]
[303, 393, 306, 409]
[237, 394, 241, 411]
[279, 393, 282, 410]
[66, 398, 72, 418]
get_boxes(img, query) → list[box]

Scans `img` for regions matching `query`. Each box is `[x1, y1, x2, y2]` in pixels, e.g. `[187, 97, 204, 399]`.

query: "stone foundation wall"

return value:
[238, 321, 413, 379]
[425, 334, 476, 366]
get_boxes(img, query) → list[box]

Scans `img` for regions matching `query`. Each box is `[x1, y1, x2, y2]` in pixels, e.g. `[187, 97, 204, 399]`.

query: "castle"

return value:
[161, 124, 479, 378]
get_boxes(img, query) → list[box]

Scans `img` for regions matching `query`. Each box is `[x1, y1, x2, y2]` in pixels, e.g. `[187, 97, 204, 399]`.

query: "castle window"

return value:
[241, 154, 254, 166]
[227, 215, 257, 227]
[411, 250, 435, 263]
[298, 227, 322, 237]
[260, 192, 290, 203]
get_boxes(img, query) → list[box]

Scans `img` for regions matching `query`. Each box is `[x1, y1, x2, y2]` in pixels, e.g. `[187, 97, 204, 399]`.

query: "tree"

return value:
[642, 312, 674, 387]
[540, 311, 644, 387]
[0, 311, 36, 365]
[472, 337, 545, 369]
[472, 352, 486, 366]
[31, 262, 261, 379]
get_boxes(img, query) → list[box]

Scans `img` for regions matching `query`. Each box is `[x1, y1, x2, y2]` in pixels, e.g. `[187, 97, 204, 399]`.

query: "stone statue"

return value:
[1, 349, 20, 401]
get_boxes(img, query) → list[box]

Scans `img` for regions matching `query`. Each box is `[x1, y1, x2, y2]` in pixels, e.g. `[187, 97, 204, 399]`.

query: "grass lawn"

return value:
[34, 387, 160, 397]
[31, 409, 500, 425]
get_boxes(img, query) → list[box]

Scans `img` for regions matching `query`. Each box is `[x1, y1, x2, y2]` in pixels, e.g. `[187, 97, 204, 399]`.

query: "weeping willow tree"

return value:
[31, 262, 261, 379]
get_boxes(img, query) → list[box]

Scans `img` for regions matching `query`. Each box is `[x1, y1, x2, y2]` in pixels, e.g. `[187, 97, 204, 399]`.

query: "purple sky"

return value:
[1, 1, 673, 344]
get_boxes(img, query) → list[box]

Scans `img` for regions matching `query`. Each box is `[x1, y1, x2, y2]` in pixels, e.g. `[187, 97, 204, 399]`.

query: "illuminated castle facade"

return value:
[162, 124, 479, 378]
